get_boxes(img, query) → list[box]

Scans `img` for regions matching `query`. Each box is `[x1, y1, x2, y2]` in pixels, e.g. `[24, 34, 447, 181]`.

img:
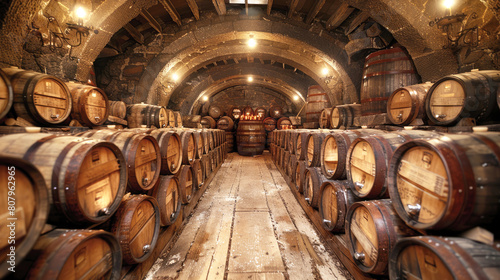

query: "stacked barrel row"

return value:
[0, 68, 184, 129]
[0, 127, 227, 279]
[268, 128, 500, 278]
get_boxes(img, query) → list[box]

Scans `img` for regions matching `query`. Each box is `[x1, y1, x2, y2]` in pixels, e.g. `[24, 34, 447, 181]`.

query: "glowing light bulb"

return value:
[202, 95, 209, 101]
[322, 68, 329, 76]
[443, 0, 455, 9]
[75, 7, 87, 19]
[172, 73, 179, 81]
[293, 95, 299, 101]
[248, 76, 253, 82]
[247, 38, 257, 48]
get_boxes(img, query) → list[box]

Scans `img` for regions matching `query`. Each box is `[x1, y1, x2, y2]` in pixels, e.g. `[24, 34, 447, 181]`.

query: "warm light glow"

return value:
[172, 73, 179, 81]
[247, 38, 257, 48]
[322, 68, 329, 76]
[75, 7, 87, 19]
[202, 96, 209, 101]
[247, 76, 254, 82]
[293, 95, 299, 101]
[443, 0, 455, 9]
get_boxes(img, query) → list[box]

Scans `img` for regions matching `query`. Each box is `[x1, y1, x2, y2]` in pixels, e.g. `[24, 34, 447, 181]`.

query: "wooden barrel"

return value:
[346, 130, 441, 199]
[305, 132, 329, 167]
[201, 154, 211, 179]
[0, 133, 127, 225]
[254, 107, 266, 119]
[319, 107, 332, 129]
[389, 236, 500, 280]
[306, 85, 330, 124]
[0, 68, 13, 121]
[165, 109, 175, 128]
[295, 130, 318, 161]
[66, 82, 109, 127]
[330, 104, 361, 129]
[226, 131, 235, 153]
[319, 180, 359, 232]
[201, 115, 217, 129]
[295, 160, 307, 193]
[283, 151, 291, 177]
[217, 116, 234, 131]
[201, 129, 211, 154]
[263, 117, 276, 132]
[152, 175, 181, 226]
[26, 229, 122, 280]
[192, 159, 204, 189]
[277, 117, 292, 129]
[78, 130, 161, 193]
[387, 82, 433, 125]
[173, 111, 182, 127]
[360, 47, 419, 116]
[175, 130, 195, 165]
[2, 67, 72, 125]
[425, 70, 500, 125]
[346, 199, 419, 275]
[228, 106, 242, 120]
[149, 129, 182, 175]
[191, 130, 204, 160]
[320, 129, 385, 180]
[388, 132, 500, 232]
[236, 120, 266, 156]
[108, 100, 127, 119]
[207, 129, 216, 150]
[269, 105, 284, 119]
[0, 156, 48, 279]
[175, 165, 195, 204]
[208, 105, 223, 119]
[111, 194, 160, 264]
[242, 106, 254, 117]
[126, 104, 168, 128]
[182, 115, 201, 128]
[288, 155, 298, 182]
[303, 167, 327, 208]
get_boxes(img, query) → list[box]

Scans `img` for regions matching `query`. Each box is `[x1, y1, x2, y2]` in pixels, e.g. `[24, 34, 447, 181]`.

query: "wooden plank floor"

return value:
[145, 152, 353, 280]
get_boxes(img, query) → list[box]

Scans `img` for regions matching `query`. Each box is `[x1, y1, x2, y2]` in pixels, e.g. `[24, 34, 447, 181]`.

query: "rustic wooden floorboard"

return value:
[146, 151, 354, 280]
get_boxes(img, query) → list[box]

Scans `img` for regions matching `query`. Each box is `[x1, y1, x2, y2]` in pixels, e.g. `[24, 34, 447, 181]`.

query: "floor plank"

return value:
[227, 272, 286, 280]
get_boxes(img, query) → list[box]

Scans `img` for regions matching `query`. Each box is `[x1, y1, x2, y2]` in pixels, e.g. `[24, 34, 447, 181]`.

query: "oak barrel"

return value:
[236, 120, 266, 156]
[111, 194, 160, 264]
[217, 116, 234, 131]
[78, 130, 161, 193]
[152, 175, 181, 226]
[208, 105, 223, 119]
[26, 229, 122, 280]
[269, 105, 284, 119]
[389, 236, 500, 280]
[276, 117, 292, 130]
[0, 156, 48, 279]
[295, 160, 307, 193]
[388, 132, 500, 232]
[305, 132, 329, 167]
[66, 82, 109, 127]
[0, 68, 13, 120]
[303, 167, 327, 208]
[228, 106, 242, 120]
[319, 180, 359, 232]
[108, 101, 127, 119]
[150, 129, 182, 175]
[2, 67, 72, 125]
[242, 106, 254, 117]
[330, 104, 361, 129]
[178, 130, 196, 165]
[201, 116, 217, 129]
[175, 165, 195, 204]
[319, 107, 332, 129]
[263, 117, 277, 132]
[0, 133, 127, 225]
[165, 109, 175, 128]
[346, 130, 440, 199]
[201, 129, 211, 154]
[225, 131, 235, 153]
[201, 154, 211, 179]
[288, 155, 298, 183]
[360, 47, 419, 116]
[387, 82, 433, 125]
[425, 70, 500, 125]
[346, 199, 419, 275]
[173, 111, 182, 127]
[306, 85, 330, 125]
[254, 107, 267, 119]
[126, 104, 168, 128]
[191, 130, 204, 159]
[192, 159, 204, 189]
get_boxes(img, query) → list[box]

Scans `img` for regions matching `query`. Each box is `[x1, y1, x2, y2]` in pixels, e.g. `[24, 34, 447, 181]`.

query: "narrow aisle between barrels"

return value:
[145, 152, 353, 280]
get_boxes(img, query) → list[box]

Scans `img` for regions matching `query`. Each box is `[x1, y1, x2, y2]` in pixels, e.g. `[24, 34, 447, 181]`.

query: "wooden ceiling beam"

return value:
[140, 9, 162, 33]
[212, 0, 227, 15]
[306, 0, 326, 25]
[186, 0, 200, 20]
[158, 0, 182, 26]
[326, 2, 354, 30]
[124, 23, 144, 44]
[267, 0, 273, 15]
[288, 0, 300, 18]
[346, 11, 370, 34]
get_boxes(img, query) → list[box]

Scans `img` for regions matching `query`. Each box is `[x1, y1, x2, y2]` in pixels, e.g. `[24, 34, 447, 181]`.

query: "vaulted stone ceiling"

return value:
[0, 0, 499, 115]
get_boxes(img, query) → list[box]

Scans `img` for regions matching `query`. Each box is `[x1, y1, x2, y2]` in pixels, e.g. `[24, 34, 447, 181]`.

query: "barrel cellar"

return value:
[2, 1, 500, 280]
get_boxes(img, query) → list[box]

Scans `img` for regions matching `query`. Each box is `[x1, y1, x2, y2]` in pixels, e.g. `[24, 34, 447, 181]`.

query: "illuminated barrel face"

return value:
[322, 136, 339, 177]
[34, 78, 71, 123]
[428, 80, 464, 123]
[387, 88, 412, 124]
[350, 205, 378, 268]
[349, 139, 376, 196]
[395, 146, 448, 226]
[84, 89, 108, 126]
[330, 107, 340, 128]
[395, 244, 452, 279]
[134, 138, 159, 190]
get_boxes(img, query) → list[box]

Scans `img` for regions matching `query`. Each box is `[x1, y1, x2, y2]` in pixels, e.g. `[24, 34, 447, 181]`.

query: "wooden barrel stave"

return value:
[305, 132, 327, 167]
[173, 111, 182, 127]
[178, 130, 196, 165]
[111, 194, 160, 264]
[108, 101, 127, 119]
[319, 107, 332, 129]
[192, 159, 204, 189]
[175, 165, 195, 204]
[200, 116, 216, 129]
[346, 199, 420, 275]
[152, 175, 181, 226]
[165, 109, 175, 128]
[226, 131, 235, 153]
[66, 82, 109, 127]
[303, 167, 327, 208]
[236, 120, 266, 156]
[330, 104, 361, 129]
[306, 85, 330, 125]
[295, 160, 307, 193]
[269, 105, 284, 119]
[387, 82, 433, 125]
[217, 116, 234, 131]
[208, 105, 223, 119]
[0, 68, 14, 120]
[148, 129, 182, 175]
[0, 133, 127, 225]
[127, 104, 168, 128]
[319, 180, 359, 232]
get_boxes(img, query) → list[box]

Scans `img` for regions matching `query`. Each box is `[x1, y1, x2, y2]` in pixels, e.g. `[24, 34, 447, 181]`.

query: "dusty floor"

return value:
[145, 151, 353, 280]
